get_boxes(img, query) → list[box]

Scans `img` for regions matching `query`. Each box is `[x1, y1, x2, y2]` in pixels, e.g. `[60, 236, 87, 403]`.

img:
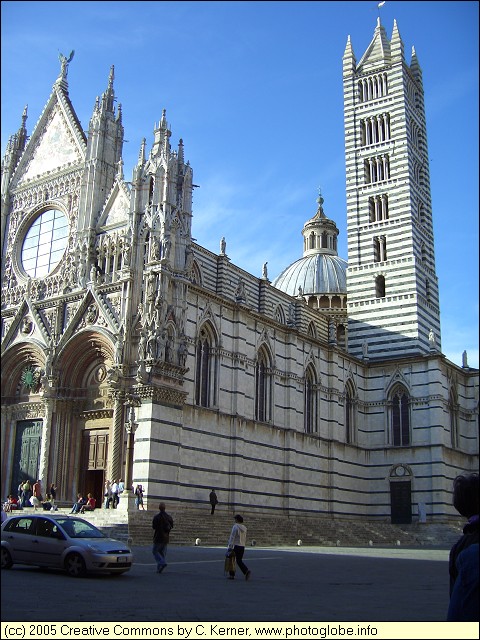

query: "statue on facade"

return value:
[220, 237, 226, 254]
[235, 279, 246, 303]
[262, 262, 268, 280]
[362, 340, 369, 359]
[150, 237, 160, 261]
[162, 234, 172, 262]
[147, 329, 157, 360]
[138, 330, 147, 361]
[428, 328, 436, 349]
[462, 350, 468, 368]
[58, 50, 74, 80]
[156, 330, 167, 362]
[178, 339, 187, 367]
[146, 271, 156, 302]
[185, 245, 194, 273]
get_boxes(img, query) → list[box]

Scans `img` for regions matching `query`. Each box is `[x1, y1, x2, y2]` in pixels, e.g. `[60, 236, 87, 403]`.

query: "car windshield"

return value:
[55, 517, 106, 539]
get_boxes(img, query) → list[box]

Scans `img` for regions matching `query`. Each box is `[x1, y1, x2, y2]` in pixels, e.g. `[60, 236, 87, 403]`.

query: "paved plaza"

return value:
[1, 544, 451, 623]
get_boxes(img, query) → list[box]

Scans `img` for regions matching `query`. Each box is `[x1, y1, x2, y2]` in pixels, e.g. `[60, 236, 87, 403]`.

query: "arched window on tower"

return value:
[375, 275, 386, 298]
[304, 365, 318, 434]
[195, 324, 218, 408]
[255, 346, 272, 423]
[391, 385, 410, 446]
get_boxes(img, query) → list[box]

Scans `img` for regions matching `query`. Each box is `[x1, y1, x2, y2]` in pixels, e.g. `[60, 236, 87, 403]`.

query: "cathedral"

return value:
[1, 18, 478, 525]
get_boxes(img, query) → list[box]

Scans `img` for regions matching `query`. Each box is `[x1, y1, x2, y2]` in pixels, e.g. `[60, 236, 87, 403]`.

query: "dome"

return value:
[272, 253, 347, 296]
[271, 191, 348, 297]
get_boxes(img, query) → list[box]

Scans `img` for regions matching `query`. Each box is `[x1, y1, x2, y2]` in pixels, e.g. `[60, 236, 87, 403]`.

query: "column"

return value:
[108, 391, 125, 483]
[38, 397, 54, 490]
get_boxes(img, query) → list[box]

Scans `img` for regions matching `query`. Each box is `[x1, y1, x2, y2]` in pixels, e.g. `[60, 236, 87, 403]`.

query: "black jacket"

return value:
[152, 511, 174, 544]
[449, 517, 479, 595]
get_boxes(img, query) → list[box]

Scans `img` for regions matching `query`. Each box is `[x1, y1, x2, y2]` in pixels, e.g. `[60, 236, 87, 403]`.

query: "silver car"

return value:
[1, 513, 133, 577]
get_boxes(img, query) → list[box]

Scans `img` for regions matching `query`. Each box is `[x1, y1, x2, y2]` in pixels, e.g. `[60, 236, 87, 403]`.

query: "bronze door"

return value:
[12, 420, 42, 494]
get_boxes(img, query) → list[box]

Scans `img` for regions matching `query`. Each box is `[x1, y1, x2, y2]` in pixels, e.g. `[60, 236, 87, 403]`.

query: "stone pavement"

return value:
[1, 544, 452, 623]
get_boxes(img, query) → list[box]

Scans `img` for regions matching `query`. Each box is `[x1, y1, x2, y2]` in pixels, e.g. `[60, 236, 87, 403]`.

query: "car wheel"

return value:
[64, 553, 86, 577]
[1, 547, 13, 570]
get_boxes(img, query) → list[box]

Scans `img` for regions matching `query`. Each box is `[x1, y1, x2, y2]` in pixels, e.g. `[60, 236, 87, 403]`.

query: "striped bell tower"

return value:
[343, 18, 441, 360]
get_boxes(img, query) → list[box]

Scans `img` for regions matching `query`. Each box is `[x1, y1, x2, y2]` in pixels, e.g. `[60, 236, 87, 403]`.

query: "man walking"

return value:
[152, 502, 174, 574]
[209, 489, 218, 515]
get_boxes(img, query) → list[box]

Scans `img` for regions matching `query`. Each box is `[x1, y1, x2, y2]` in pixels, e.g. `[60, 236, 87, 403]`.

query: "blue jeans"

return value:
[152, 542, 168, 570]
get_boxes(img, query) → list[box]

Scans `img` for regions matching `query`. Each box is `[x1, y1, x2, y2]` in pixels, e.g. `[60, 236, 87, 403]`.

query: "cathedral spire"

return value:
[138, 137, 146, 166]
[343, 35, 356, 74]
[101, 65, 116, 114]
[410, 46, 422, 83]
[178, 138, 185, 165]
[391, 19, 404, 60]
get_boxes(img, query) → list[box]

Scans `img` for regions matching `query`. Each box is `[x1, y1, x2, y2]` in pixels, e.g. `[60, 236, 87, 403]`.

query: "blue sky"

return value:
[1, 1, 478, 368]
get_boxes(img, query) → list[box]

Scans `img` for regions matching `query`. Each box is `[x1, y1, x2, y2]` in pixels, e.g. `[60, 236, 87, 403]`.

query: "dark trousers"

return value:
[210, 503, 216, 514]
[230, 545, 248, 576]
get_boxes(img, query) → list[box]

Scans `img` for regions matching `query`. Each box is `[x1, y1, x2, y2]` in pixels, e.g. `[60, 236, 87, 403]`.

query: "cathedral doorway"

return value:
[11, 419, 42, 495]
[390, 480, 412, 524]
[81, 430, 108, 504]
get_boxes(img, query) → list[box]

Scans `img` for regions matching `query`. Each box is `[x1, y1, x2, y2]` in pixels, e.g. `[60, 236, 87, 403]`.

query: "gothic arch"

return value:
[388, 383, 411, 447]
[191, 260, 203, 286]
[304, 362, 319, 434]
[255, 343, 273, 423]
[1, 341, 46, 398]
[274, 305, 286, 325]
[345, 378, 357, 444]
[195, 320, 219, 408]
[56, 328, 114, 389]
[307, 321, 317, 338]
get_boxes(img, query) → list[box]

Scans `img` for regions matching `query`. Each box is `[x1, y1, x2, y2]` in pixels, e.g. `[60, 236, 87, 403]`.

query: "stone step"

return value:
[43, 506, 463, 548]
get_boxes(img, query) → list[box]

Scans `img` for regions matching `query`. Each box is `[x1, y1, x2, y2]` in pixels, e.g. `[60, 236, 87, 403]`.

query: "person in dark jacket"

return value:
[447, 472, 479, 621]
[152, 502, 174, 574]
[209, 489, 218, 515]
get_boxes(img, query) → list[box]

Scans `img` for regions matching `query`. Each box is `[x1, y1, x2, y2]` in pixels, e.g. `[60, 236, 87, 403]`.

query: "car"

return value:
[1, 513, 133, 577]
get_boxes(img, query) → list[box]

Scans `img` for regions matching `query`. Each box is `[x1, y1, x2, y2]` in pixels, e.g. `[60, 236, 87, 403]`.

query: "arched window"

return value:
[304, 365, 318, 434]
[195, 324, 217, 408]
[391, 386, 410, 446]
[345, 380, 356, 444]
[148, 178, 154, 205]
[449, 389, 458, 449]
[255, 346, 272, 423]
[337, 324, 346, 350]
[375, 275, 385, 298]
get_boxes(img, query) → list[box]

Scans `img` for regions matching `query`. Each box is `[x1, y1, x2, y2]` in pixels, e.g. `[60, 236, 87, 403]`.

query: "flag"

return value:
[378, 1, 386, 7]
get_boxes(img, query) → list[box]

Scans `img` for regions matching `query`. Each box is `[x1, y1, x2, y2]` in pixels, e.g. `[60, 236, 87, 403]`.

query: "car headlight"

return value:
[86, 544, 104, 552]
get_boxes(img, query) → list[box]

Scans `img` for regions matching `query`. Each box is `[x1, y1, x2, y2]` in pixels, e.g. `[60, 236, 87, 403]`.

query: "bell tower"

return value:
[343, 19, 440, 360]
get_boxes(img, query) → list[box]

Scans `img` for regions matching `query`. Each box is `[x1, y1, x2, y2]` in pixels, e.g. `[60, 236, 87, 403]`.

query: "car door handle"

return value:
[32, 540, 39, 544]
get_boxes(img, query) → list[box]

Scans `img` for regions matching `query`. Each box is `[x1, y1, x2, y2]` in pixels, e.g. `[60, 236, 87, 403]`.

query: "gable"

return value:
[357, 25, 391, 72]
[97, 182, 130, 229]
[17, 106, 83, 185]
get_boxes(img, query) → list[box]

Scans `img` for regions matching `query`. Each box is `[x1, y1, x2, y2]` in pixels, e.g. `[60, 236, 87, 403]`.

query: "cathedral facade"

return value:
[1, 19, 478, 524]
